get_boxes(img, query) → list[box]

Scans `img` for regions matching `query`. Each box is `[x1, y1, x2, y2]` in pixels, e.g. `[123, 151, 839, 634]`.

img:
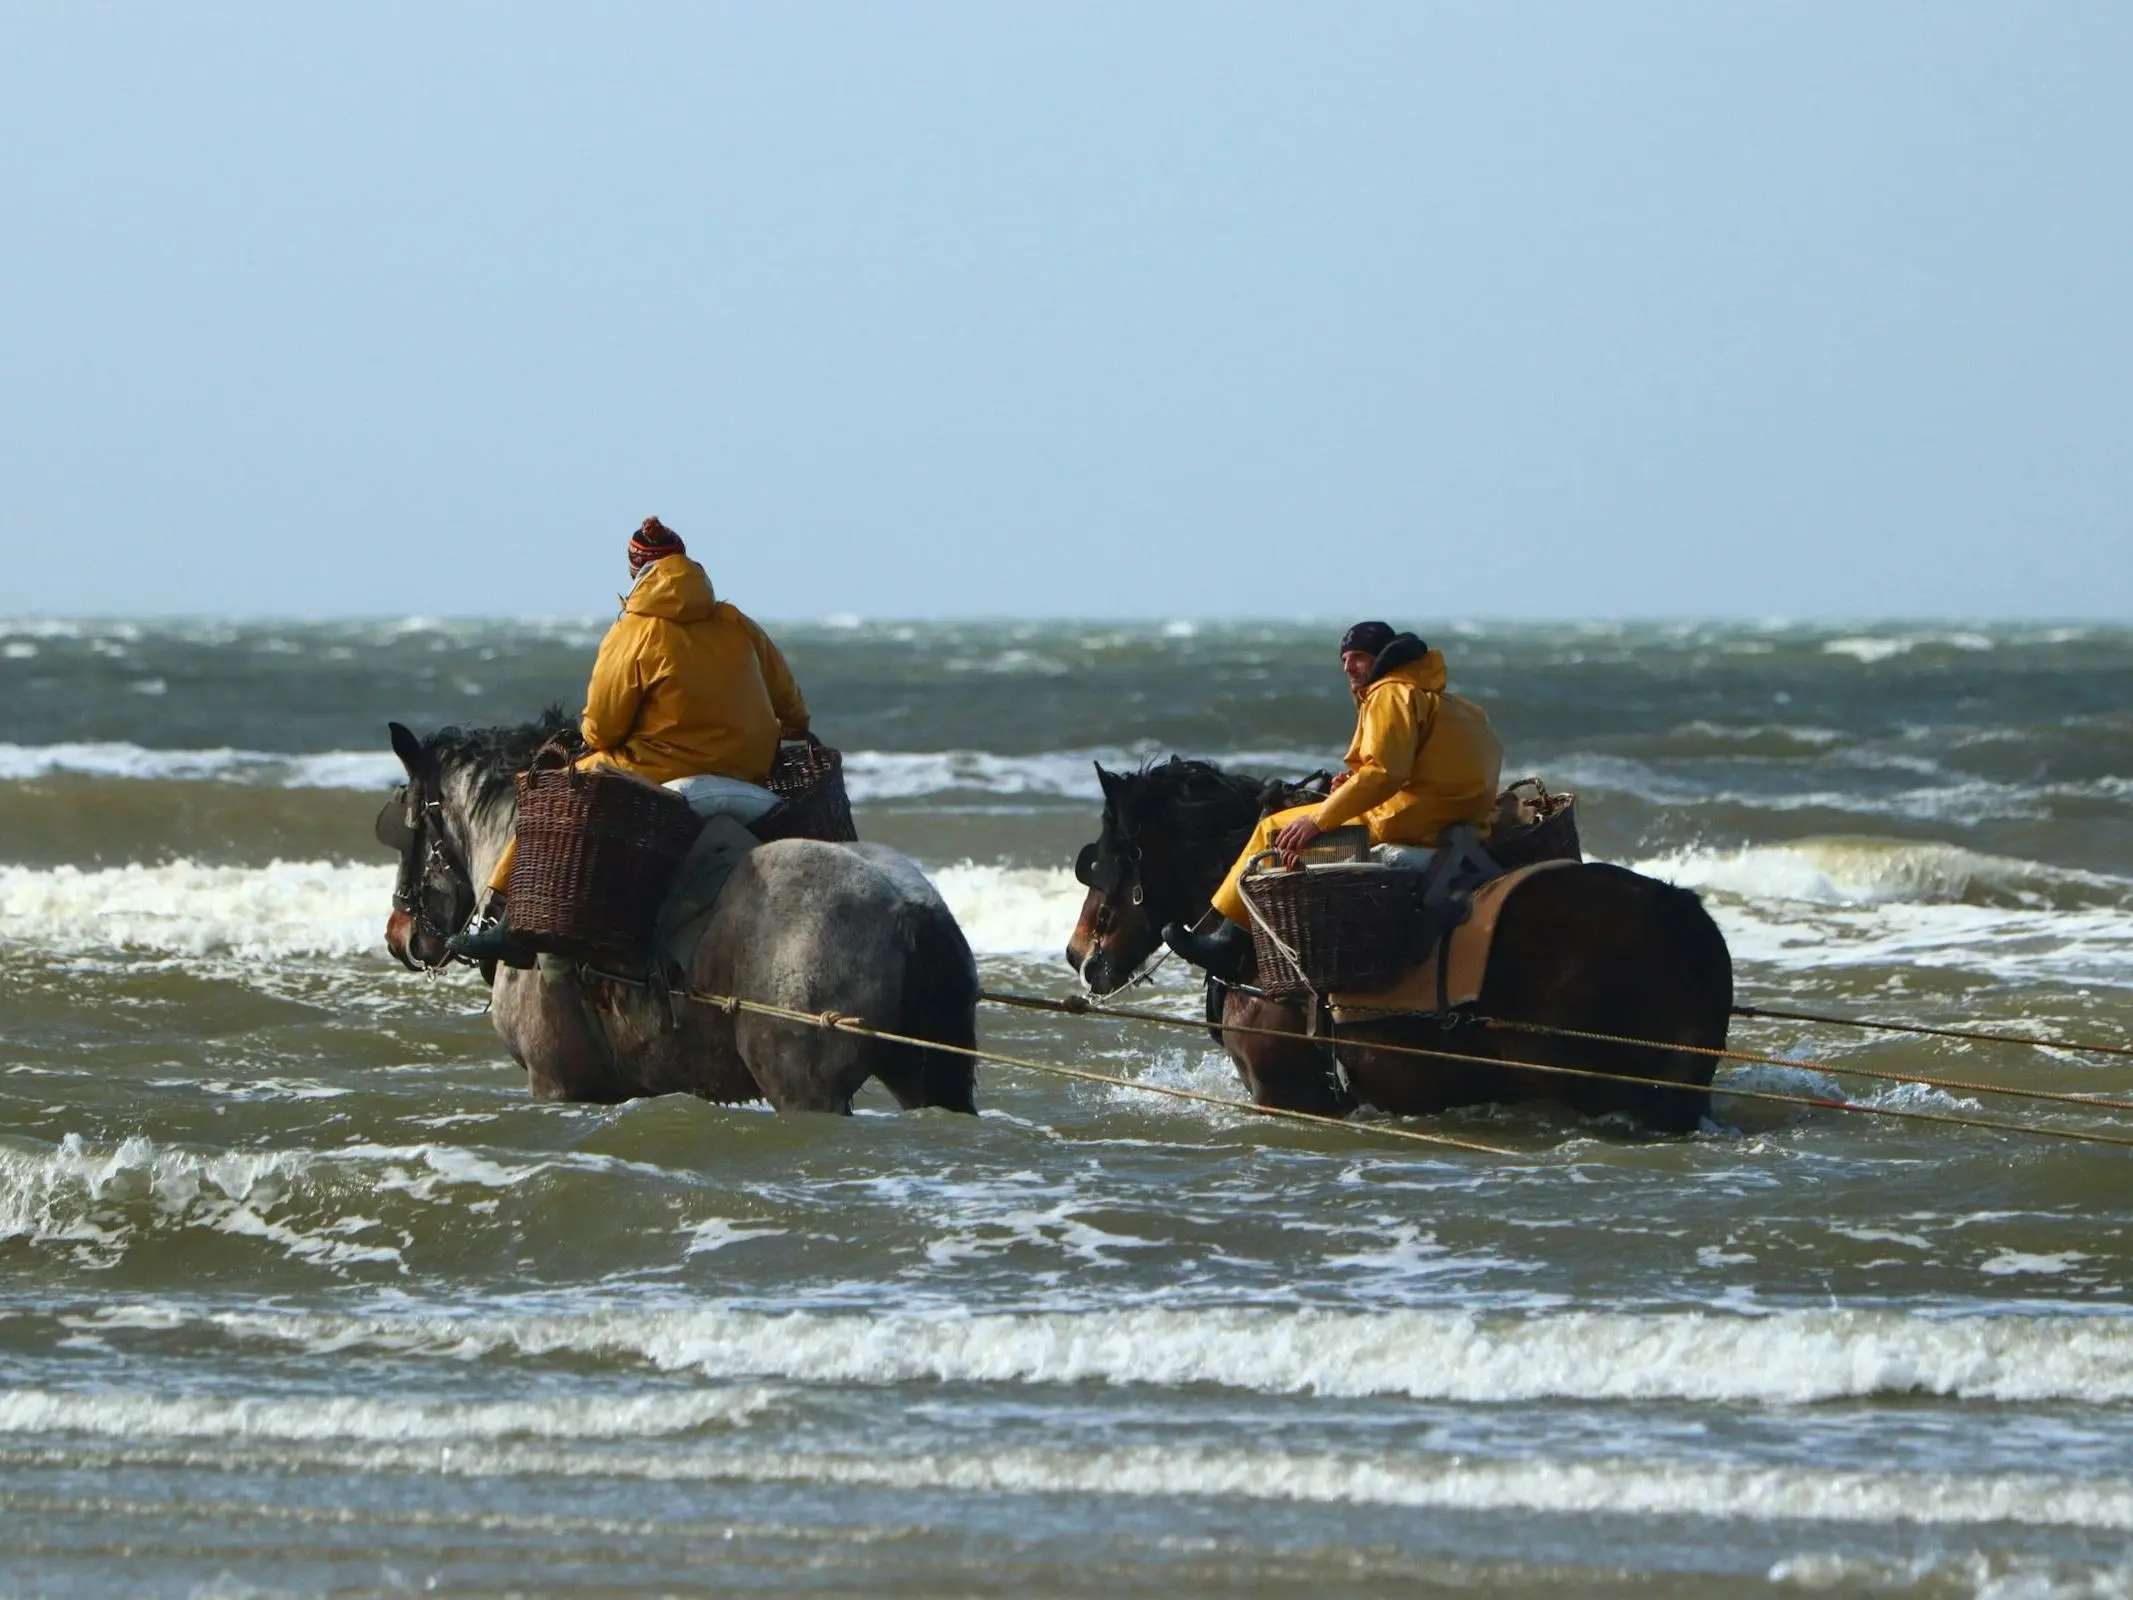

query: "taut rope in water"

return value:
[681, 988, 1515, 1157]
[1729, 1003, 2133, 1061]
[657, 984, 2133, 1153]
[1289, 1007, 2133, 1116]
[974, 989, 2133, 1152]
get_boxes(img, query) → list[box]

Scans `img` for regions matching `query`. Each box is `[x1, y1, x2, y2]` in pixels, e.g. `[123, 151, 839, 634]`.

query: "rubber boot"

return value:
[1162, 919, 1253, 983]
[445, 897, 538, 972]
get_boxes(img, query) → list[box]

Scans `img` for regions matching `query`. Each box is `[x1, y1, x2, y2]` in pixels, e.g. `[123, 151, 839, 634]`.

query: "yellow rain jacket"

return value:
[1310, 641, 1501, 845]
[1210, 640, 1502, 926]
[488, 556, 808, 894]
[578, 554, 809, 786]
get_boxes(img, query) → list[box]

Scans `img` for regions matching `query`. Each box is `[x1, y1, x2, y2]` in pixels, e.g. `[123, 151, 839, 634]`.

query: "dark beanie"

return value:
[629, 516, 686, 571]
[1339, 620, 1397, 658]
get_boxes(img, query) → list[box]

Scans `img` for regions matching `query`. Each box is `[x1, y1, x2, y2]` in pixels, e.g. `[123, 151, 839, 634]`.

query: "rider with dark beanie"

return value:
[449, 517, 810, 967]
[1164, 619, 1503, 981]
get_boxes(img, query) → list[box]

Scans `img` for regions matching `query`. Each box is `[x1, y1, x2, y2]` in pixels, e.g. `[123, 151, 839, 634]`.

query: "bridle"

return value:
[1074, 830, 1145, 915]
[1074, 767, 1332, 998]
[376, 781, 477, 972]
[1073, 808, 1180, 996]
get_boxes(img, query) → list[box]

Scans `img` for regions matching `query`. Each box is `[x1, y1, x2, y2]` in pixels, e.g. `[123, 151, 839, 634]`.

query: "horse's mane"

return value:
[421, 706, 580, 812]
[1114, 756, 1308, 844]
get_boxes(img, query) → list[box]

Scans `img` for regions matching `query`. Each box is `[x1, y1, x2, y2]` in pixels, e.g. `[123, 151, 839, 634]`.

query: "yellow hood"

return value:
[1361, 647, 1448, 701]
[625, 555, 718, 624]
[1316, 642, 1501, 845]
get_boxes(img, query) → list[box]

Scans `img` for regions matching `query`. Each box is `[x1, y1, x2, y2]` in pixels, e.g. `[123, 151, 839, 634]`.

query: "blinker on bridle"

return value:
[1074, 837, 1143, 906]
[378, 781, 476, 969]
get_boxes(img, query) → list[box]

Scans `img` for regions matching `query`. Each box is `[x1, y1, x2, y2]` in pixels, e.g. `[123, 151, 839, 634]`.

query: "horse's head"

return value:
[378, 721, 481, 972]
[376, 708, 572, 973]
[1065, 757, 1269, 995]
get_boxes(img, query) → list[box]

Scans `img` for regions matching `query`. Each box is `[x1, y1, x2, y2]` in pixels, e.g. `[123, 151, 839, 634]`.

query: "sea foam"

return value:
[0, 859, 393, 960]
[0, 1386, 775, 1443]
[0, 739, 1324, 804]
[200, 1302, 2133, 1407]
[0, 1420, 2127, 1531]
[1634, 839, 2133, 986]
[1633, 837, 2133, 912]
[0, 857, 1085, 962]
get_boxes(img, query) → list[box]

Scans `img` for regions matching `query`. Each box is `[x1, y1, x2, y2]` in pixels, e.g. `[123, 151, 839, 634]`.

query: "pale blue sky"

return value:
[1, 3, 2126, 620]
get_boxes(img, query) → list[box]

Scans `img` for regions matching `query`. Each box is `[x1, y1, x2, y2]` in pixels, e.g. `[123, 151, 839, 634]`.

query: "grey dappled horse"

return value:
[379, 713, 979, 1114]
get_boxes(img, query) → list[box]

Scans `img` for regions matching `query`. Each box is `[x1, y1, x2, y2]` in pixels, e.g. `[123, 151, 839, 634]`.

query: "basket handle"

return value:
[1243, 849, 1289, 876]
[529, 736, 581, 773]
[1503, 776, 1553, 803]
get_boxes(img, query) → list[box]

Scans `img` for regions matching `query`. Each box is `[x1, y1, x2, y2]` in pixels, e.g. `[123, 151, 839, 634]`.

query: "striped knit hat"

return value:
[629, 516, 686, 573]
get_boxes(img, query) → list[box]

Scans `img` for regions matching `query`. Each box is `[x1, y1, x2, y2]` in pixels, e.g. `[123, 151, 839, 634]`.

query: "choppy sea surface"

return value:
[2, 616, 2131, 1596]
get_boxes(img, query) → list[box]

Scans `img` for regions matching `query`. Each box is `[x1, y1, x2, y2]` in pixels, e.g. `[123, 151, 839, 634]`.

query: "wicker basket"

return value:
[751, 740, 859, 844]
[1488, 779, 1581, 872]
[509, 761, 705, 969]
[1239, 860, 1421, 999]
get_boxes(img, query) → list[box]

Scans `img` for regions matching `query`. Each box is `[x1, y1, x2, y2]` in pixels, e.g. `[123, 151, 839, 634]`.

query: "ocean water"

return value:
[1, 617, 2130, 1596]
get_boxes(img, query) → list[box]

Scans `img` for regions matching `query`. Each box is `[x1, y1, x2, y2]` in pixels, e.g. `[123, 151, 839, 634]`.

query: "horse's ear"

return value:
[388, 721, 425, 779]
[1093, 762, 1120, 802]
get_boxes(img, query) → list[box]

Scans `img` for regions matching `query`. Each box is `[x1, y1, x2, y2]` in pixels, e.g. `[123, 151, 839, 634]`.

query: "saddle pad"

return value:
[649, 813, 761, 980]
[1329, 860, 1576, 1020]
[664, 773, 782, 824]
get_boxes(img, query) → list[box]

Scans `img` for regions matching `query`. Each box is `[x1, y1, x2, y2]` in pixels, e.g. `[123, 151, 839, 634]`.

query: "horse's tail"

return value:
[885, 896, 980, 1113]
[1664, 880, 1735, 1057]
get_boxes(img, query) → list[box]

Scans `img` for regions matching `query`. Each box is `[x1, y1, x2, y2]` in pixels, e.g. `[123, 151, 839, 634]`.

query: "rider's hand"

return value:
[1329, 772, 1350, 789]
[1274, 816, 1324, 866]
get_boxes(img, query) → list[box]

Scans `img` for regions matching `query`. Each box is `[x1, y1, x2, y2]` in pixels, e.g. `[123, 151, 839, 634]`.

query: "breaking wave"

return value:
[0, 857, 1083, 962]
[0, 1386, 776, 1443]
[930, 863, 1086, 956]
[1632, 839, 2133, 986]
[202, 1302, 2133, 1406]
[1634, 837, 2133, 912]
[0, 859, 393, 960]
[0, 1133, 699, 1268]
[0, 742, 402, 789]
[0, 741, 1322, 804]
[4, 1424, 2130, 1531]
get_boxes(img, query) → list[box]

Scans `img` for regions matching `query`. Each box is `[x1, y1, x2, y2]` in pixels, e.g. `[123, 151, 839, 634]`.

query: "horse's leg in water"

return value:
[730, 1010, 875, 1113]
[489, 965, 637, 1104]
[1221, 990, 1351, 1116]
[581, 975, 760, 1104]
[702, 856, 899, 1115]
[1335, 1019, 1505, 1117]
[1475, 863, 1732, 1132]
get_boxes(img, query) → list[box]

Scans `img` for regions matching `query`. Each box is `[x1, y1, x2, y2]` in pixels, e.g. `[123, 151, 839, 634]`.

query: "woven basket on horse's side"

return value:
[752, 740, 859, 844]
[1240, 862, 1420, 1000]
[1487, 779, 1581, 872]
[1239, 779, 1583, 998]
[509, 764, 705, 970]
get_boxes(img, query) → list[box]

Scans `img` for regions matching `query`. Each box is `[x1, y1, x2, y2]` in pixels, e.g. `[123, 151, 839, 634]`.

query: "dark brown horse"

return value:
[1064, 759, 1733, 1132]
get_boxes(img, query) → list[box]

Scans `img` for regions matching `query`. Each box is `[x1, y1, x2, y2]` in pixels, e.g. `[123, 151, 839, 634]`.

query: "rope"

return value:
[1298, 1008, 2133, 1117]
[1732, 1003, 2133, 1061]
[975, 989, 2133, 1152]
[682, 988, 1516, 1157]
[1237, 871, 1317, 1001]
[1478, 1015, 2133, 1115]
